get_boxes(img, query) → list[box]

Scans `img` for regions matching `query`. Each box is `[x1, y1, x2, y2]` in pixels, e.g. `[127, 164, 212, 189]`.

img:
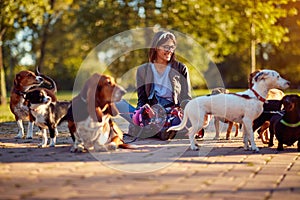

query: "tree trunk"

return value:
[0, 29, 7, 105]
[36, 0, 55, 73]
[251, 22, 256, 73]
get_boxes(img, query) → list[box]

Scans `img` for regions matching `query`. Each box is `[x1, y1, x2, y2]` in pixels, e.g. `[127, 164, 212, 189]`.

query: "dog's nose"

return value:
[36, 76, 44, 83]
[44, 97, 51, 103]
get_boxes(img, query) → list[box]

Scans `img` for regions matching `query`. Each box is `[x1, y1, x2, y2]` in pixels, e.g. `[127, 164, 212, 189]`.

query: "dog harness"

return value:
[280, 119, 300, 128]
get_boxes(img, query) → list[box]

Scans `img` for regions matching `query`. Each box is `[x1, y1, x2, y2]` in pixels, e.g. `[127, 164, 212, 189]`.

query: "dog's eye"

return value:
[107, 79, 112, 85]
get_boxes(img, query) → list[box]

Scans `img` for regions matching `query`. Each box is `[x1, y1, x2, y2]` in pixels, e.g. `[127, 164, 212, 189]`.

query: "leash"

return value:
[125, 128, 144, 144]
[117, 110, 143, 143]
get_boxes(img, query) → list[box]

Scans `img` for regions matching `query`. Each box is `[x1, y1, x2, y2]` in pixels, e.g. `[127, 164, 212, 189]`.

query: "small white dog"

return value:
[168, 69, 290, 152]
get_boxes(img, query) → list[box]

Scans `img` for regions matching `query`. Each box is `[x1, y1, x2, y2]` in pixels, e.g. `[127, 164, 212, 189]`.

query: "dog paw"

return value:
[190, 145, 199, 151]
[70, 147, 77, 153]
[243, 144, 250, 151]
[276, 147, 284, 151]
[38, 143, 47, 148]
[213, 136, 220, 140]
[49, 143, 55, 147]
[25, 136, 33, 139]
[252, 147, 260, 152]
[14, 135, 24, 139]
[268, 143, 274, 147]
[94, 145, 107, 152]
[106, 142, 117, 151]
[70, 146, 85, 153]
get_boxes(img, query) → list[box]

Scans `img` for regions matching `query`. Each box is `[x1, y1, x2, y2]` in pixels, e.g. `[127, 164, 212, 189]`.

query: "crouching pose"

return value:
[116, 31, 193, 140]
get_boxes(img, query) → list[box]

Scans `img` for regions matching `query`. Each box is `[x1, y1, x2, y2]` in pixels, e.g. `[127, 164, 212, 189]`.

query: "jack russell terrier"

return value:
[168, 69, 290, 152]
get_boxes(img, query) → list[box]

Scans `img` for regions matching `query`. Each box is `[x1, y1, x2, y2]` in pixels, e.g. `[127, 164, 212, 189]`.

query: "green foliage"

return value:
[1, 0, 300, 91]
[0, 90, 73, 123]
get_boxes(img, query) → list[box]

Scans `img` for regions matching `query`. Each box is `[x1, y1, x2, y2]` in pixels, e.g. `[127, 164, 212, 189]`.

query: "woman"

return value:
[117, 31, 192, 140]
[136, 31, 192, 109]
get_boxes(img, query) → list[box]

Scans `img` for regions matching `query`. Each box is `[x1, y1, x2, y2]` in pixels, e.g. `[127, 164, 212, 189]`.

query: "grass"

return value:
[0, 91, 74, 123]
[1, 89, 299, 123]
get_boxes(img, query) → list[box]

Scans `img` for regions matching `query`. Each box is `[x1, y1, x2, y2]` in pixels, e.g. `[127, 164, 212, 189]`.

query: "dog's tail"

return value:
[35, 67, 57, 93]
[118, 143, 137, 149]
[167, 108, 189, 132]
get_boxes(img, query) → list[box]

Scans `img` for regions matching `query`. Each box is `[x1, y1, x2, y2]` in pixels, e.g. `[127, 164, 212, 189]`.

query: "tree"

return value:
[2, 0, 298, 93]
[0, 0, 52, 105]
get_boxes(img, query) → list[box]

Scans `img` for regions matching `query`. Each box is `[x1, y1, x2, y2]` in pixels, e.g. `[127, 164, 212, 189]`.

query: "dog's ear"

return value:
[14, 74, 21, 87]
[82, 74, 103, 122]
[254, 71, 267, 82]
[87, 95, 103, 122]
[80, 73, 101, 100]
[248, 70, 261, 88]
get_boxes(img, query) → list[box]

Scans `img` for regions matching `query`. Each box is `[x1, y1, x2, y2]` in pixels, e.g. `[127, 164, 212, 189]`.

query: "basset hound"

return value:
[67, 73, 131, 152]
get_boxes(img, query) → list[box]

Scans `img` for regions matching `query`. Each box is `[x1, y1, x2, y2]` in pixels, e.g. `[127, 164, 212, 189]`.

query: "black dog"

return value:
[25, 88, 70, 147]
[267, 95, 300, 151]
[252, 100, 283, 144]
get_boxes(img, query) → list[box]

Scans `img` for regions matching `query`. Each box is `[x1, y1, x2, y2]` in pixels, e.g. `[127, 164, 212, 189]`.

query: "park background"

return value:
[1, 0, 300, 121]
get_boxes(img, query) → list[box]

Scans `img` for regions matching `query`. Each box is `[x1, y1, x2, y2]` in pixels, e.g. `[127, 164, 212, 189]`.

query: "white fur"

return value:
[30, 99, 59, 148]
[71, 115, 114, 152]
[168, 69, 290, 152]
[13, 75, 43, 139]
[14, 100, 34, 139]
[38, 129, 48, 148]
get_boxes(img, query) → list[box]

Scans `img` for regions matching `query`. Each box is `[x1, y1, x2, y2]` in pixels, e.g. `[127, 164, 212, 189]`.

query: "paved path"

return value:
[0, 118, 300, 200]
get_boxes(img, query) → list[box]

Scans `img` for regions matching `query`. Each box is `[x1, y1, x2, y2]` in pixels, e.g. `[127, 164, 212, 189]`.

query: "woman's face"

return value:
[156, 39, 176, 64]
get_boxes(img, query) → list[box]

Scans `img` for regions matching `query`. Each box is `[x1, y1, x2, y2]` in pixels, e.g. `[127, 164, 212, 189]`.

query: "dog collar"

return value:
[280, 119, 300, 128]
[13, 88, 26, 98]
[250, 88, 266, 103]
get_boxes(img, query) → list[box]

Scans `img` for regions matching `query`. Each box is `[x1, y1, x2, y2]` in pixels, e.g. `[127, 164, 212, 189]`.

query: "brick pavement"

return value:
[0, 118, 300, 200]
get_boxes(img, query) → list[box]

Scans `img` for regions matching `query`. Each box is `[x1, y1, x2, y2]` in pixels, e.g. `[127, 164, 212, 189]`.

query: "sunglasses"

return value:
[160, 45, 176, 52]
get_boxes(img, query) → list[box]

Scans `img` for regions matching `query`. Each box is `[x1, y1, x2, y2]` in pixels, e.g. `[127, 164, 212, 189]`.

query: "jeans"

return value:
[115, 99, 136, 123]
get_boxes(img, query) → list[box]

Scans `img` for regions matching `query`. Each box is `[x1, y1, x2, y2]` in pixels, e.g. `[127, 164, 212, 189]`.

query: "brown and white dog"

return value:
[10, 70, 44, 139]
[168, 69, 290, 152]
[24, 88, 70, 147]
[10, 70, 57, 139]
[67, 73, 131, 152]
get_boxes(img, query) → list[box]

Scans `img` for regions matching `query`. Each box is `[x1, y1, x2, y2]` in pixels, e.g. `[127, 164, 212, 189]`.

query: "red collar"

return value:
[251, 88, 266, 103]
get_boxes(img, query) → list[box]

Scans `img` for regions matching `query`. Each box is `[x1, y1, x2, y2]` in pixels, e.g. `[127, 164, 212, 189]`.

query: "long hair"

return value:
[148, 31, 177, 63]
